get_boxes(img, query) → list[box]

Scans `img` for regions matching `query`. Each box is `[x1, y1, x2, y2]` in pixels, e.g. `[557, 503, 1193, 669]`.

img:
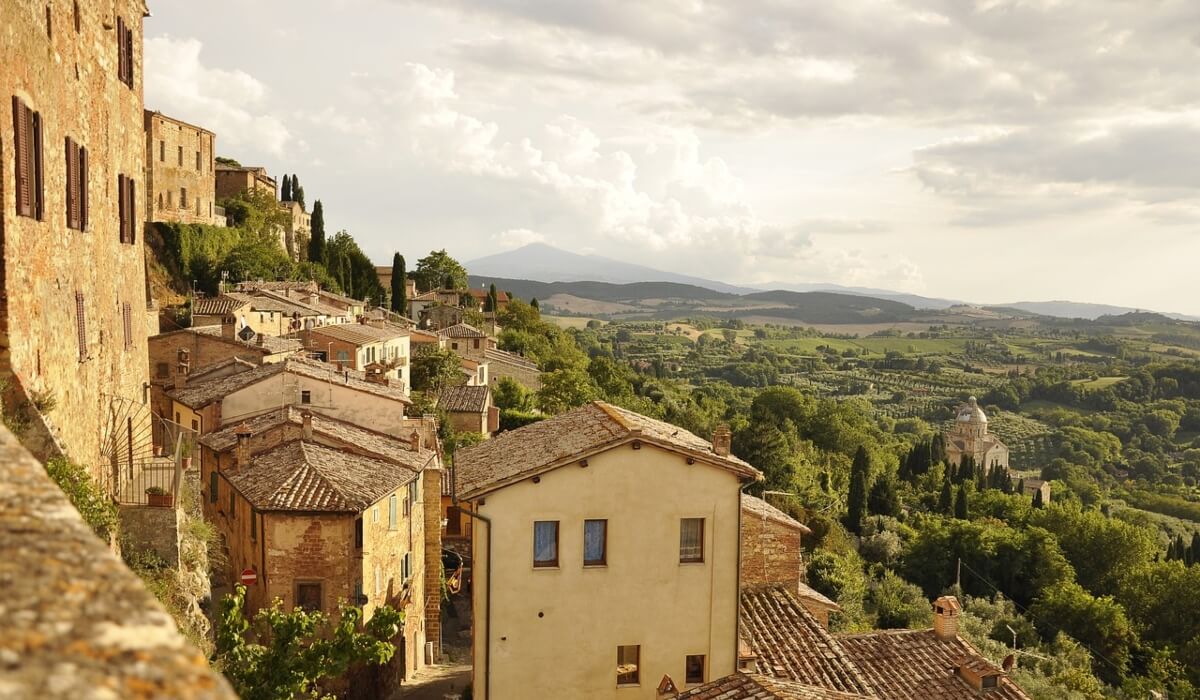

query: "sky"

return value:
[144, 1, 1200, 313]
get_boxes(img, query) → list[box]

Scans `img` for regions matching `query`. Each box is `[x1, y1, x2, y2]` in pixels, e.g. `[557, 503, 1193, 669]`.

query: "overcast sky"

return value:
[145, 1, 1200, 313]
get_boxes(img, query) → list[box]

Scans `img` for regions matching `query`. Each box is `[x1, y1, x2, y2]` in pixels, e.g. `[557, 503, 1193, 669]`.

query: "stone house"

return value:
[143, 110, 220, 226]
[459, 356, 488, 386]
[945, 397, 1009, 471]
[278, 199, 309, 260]
[436, 384, 498, 438]
[409, 288, 462, 322]
[214, 163, 275, 200]
[440, 322, 495, 356]
[1, 0, 153, 486]
[454, 402, 761, 699]
[1013, 476, 1051, 504]
[203, 428, 437, 678]
[192, 293, 333, 337]
[299, 321, 411, 392]
[420, 303, 464, 331]
[163, 355, 411, 437]
[234, 280, 363, 321]
[483, 348, 542, 391]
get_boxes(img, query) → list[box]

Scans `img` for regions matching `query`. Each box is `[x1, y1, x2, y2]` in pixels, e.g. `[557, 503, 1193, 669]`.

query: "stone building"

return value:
[299, 321, 411, 391]
[278, 199, 309, 260]
[197, 408, 441, 678]
[945, 397, 1009, 471]
[214, 163, 275, 200]
[143, 110, 220, 225]
[455, 403, 761, 699]
[483, 348, 542, 391]
[2, 0, 153, 486]
[436, 384, 497, 437]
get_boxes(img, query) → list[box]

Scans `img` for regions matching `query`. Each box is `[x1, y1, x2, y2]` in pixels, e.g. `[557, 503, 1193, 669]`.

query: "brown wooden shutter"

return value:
[13, 97, 30, 217]
[124, 24, 134, 86]
[32, 110, 43, 220]
[79, 146, 88, 230]
[116, 17, 126, 82]
[117, 174, 127, 242]
[75, 291, 87, 361]
[127, 178, 136, 244]
[65, 137, 79, 229]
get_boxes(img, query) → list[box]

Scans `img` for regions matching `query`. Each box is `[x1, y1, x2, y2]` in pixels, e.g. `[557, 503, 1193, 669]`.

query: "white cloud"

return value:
[144, 36, 292, 156]
[491, 228, 546, 248]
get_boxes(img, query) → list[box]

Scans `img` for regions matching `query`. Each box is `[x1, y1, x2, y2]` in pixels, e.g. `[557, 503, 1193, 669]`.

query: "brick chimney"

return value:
[173, 363, 188, 390]
[256, 332, 265, 347]
[301, 410, 313, 440]
[221, 315, 237, 341]
[933, 595, 961, 640]
[712, 424, 732, 457]
[235, 423, 252, 467]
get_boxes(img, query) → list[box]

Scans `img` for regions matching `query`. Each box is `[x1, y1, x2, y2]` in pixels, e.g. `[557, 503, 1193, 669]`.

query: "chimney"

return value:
[235, 423, 252, 467]
[256, 332, 265, 347]
[173, 363, 188, 390]
[712, 423, 732, 457]
[932, 595, 961, 640]
[301, 411, 313, 440]
[409, 430, 422, 452]
[221, 315, 237, 340]
[309, 292, 319, 307]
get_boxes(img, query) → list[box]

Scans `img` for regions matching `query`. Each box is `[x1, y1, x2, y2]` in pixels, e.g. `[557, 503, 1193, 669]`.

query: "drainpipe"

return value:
[453, 469, 493, 700]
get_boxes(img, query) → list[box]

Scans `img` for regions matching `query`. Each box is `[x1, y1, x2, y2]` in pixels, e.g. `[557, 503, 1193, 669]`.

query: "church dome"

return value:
[956, 396, 987, 423]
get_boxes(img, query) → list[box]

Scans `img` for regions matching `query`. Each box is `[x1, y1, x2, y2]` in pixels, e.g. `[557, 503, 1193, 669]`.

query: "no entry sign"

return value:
[240, 568, 257, 586]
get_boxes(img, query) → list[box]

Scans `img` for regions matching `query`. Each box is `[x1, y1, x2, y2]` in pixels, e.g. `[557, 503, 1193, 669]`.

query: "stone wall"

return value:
[2, 0, 152, 481]
[144, 111, 218, 225]
[486, 356, 543, 391]
[740, 509, 804, 594]
[0, 424, 234, 696]
[119, 504, 182, 567]
[423, 461, 444, 661]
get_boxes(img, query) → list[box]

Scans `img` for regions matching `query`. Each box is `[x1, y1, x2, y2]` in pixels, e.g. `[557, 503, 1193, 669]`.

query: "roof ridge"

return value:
[592, 400, 635, 432]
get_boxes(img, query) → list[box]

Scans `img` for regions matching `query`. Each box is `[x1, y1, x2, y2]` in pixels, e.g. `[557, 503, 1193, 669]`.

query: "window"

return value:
[446, 506, 462, 536]
[389, 493, 397, 530]
[12, 96, 44, 220]
[336, 350, 350, 363]
[74, 291, 86, 361]
[157, 192, 163, 210]
[584, 519, 607, 566]
[191, 419, 198, 432]
[295, 582, 322, 612]
[117, 174, 136, 244]
[196, 150, 201, 170]
[115, 16, 133, 87]
[180, 187, 187, 209]
[209, 471, 218, 503]
[73, 1, 80, 32]
[122, 302, 132, 350]
[474, 339, 480, 349]
[64, 137, 88, 230]
[982, 675, 999, 689]
[374, 565, 382, 595]
[251, 511, 257, 541]
[159, 140, 164, 162]
[372, 506, 379, 523]
[685, 655, 705, 685]
[680, 518, 704, 563]
[355, 517, 363, 549]
[300, 390, 311, 404]
[402, 552, 412, 582]
[533, 520, 558, 568]
[451, 342, 459, 351]
[45, 4, 51, 38]
[177, 145, 183, 166]
[156, 362, 169, 378]
[617, 645, 640, 686]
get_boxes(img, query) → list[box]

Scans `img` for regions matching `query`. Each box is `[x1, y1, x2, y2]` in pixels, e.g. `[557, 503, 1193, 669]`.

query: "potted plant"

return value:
[146, 485, 174, 508]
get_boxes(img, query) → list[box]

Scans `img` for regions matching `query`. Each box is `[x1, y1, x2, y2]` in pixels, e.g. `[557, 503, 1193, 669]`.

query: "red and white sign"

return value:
[240, 568, 258, 586]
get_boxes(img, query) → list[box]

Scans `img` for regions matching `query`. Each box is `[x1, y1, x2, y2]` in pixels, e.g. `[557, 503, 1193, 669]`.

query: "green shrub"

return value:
[45, 457, 118, 541]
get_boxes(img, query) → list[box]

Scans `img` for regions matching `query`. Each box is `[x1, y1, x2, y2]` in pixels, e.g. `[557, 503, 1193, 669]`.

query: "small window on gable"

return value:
[389, 493, 397, 530]
[196, 150, 202, 170]
[177, 145, 183, 166]
[159, 140, 164, 162]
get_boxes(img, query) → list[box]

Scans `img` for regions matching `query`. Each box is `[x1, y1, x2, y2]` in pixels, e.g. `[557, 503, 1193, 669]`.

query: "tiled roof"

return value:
[454, 401, 759, 498]
[409, 329, 442, 344]
[187, 356, 258, 382]
[191, 324, 303, 354]
[796, 582, 840, 611]
[743, 494, 812, 534]
[438, 385, 490, 413]
[439, 323, 486, 339]
[199, 406, 432, 470]
[253, 289, 343, 317]
[225, 440, 415, 512]
[309, 322, 409, 345]
[484, 348, 539, 371]
[677, 673, 874, 700]
[192, 294, 251, 316]
[837, 629, 1031, 700]
[235, 280, 318, 293]
[168, 356, 410, 408]
[740, 586, 874, 696]
[466, 288, 509, 302]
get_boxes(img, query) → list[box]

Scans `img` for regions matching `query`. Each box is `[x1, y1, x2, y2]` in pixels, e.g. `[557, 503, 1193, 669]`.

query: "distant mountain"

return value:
[997, 301, 1200, 322]
[466, 243, 754, 294]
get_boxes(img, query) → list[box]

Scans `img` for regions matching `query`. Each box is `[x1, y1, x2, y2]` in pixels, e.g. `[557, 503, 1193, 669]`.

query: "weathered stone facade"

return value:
[119, 503, 183, 566]
[214, 164, 275, 200]
[740, 495, 806, 595]
[1, 0, 152, 484]
[279, 199, 309, 260]
[143, 110, 219, 225]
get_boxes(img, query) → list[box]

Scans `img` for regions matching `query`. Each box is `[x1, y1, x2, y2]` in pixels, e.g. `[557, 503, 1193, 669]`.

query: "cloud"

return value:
[491, 228, 546, 248]
[145, 36, 292, 156]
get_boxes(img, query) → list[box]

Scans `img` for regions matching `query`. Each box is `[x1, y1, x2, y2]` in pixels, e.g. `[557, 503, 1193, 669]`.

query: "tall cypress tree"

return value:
[486, 283, 498, 313]
[938, 477, 953, 515]
[293, 176, 305, 210]
[930, 433, 946, 464]
[845, 446, 870, 533]
[308, 200, 326, 264]
[1032, 487, 1044, 509]
[280, 173, 292, 201]
[954, 483, 969, 520]
[531, 297, 540, 311]
[390, 253, 407, 315]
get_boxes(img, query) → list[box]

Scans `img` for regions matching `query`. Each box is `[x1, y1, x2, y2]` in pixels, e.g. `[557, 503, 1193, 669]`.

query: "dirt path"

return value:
[390, 662, 472, 700]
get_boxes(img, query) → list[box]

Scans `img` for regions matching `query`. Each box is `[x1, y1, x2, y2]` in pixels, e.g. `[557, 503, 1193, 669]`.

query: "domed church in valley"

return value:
[945, 396, 1010, 470]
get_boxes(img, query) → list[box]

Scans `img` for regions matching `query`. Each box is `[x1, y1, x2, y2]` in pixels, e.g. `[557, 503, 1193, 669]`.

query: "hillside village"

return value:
[6, 3, 1200, 700]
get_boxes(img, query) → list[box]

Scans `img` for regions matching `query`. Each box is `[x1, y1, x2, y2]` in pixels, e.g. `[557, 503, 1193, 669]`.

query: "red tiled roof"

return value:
[438, 323, 487, 339]
[677, 673, 874, 700]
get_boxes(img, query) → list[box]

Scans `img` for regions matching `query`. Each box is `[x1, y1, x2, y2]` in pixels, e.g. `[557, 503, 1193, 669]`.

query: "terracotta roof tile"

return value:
[677, 673, 874, 700]
[438, 385, 491, 413]
[483, 347, 539, 371]
[742, 494, 812, 533]
[438, 323, 487, 338]
[308, 322, 410, 345]
[454, 401, 759, 499]
[168, 356, 409, 408]
[740, 586, 874, 696]
[191, 324, 302, 354]
[192, 294, 251, 315]
[225, 440, 415, 512]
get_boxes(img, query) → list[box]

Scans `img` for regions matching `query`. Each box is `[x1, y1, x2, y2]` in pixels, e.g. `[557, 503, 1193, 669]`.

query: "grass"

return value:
[1068, 376, 1127, 389]
[541, 314, 602, 330]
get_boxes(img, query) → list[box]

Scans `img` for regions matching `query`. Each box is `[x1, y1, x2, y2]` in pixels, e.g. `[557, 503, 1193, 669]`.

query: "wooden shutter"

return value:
[13, 97, 30, 217]
[116, 17, 126, 83]
[79, 146, 88, 230]
[122, 302, 132, 350]
[65, 137, 79, 229]
[32, 110, 43, 220]
[117, 174, 127, 242]
[126, 178, 136, 243]
[75, 291, 86, 361]
[124, 24, 134, 86]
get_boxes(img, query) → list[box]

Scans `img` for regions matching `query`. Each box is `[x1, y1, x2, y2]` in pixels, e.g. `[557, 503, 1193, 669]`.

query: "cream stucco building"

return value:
[454, 403, 761, 699]
[945, 396, 1009, 471]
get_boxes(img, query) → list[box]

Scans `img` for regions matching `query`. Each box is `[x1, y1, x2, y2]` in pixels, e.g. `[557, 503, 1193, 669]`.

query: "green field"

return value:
[1069, 376, 1127, 389]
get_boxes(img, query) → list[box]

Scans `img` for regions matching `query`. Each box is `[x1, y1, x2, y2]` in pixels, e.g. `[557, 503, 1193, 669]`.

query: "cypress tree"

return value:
[1017, 477, 1026, 496]
[845, 446, 870, 533]
[1192, 532, 1200, 566]
[954, 483, 969, 520]
[1032, 487, 1044, 509]
[293, 179, 305, 210]
[868, 472, 900, 517]
[280, 173, 292, 201]
[931, 433, 946, 464]
[390, 253, 406, 315]
[487, 283, 498, 313]
[938, 478, 953, 515]
[531, 297, 540, 311]
[308, 200, 326, 264]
